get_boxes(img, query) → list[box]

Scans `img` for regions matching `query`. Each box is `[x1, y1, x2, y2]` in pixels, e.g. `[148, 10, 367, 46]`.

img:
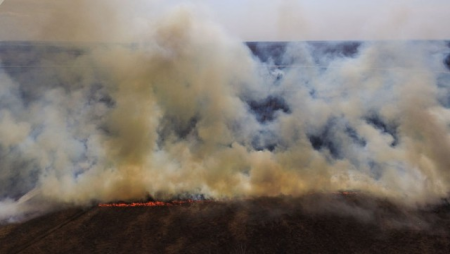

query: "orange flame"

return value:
[334, 190, 360, 196]
[98, 199, 208, 207]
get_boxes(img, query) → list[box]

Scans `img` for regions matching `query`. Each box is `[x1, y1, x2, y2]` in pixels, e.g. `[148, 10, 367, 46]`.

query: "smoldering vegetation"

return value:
[1, 195, 450, 254]
[1, 4, 450, 223]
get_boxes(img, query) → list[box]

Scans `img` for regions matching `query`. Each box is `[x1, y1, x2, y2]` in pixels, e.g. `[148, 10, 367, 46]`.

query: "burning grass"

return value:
[98, 199, 210, 207]
[2, 194, 450, 253]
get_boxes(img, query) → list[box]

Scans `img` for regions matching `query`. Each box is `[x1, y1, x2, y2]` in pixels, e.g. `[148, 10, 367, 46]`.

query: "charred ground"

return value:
[1, 194, 450, 254]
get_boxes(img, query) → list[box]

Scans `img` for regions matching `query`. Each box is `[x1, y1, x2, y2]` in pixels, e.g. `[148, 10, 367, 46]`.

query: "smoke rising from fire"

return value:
[1, 1, 450, 222]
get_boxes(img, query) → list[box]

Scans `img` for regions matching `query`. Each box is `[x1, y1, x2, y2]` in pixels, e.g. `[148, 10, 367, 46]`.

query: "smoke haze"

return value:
[1, 1, 450, 222]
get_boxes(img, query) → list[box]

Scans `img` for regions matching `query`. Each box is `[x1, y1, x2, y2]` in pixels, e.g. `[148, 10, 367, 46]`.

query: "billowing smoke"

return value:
[1, 2, 450, 222]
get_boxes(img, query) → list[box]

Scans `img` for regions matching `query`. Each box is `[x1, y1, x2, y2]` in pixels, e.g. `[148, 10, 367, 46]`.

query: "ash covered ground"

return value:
[1, 195, 450, 253]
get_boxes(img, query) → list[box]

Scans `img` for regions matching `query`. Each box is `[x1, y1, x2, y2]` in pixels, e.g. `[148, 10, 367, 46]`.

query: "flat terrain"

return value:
[1, 194, 450, 254]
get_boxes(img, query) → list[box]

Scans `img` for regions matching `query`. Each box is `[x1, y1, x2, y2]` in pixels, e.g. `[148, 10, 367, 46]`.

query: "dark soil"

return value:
[1, 194, 450, 254]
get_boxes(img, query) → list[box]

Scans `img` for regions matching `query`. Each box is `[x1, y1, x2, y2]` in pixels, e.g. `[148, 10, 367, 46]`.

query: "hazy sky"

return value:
[0, 0, 449, 41]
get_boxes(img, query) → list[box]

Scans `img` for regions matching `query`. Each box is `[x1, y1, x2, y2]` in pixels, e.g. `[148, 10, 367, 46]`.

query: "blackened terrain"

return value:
[1, 195, 450, 254]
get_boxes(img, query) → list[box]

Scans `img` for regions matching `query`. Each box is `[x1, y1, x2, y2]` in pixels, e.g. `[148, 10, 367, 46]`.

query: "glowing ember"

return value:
[98, 199, 208, 207]
[329, 191, 361, 196]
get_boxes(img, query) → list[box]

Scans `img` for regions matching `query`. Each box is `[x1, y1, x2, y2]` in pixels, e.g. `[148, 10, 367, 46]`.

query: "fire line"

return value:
[98, 200, 209, 207]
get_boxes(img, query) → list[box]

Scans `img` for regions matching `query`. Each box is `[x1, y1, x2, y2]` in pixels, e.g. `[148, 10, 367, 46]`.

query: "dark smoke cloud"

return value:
[1, 2, 450, 222]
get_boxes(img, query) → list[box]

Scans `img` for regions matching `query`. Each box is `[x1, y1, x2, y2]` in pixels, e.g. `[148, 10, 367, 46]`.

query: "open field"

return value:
[1, 194, 450, 254]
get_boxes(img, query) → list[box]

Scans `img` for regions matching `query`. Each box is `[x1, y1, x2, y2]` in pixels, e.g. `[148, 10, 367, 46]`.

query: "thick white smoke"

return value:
[1, 2, 450, 222]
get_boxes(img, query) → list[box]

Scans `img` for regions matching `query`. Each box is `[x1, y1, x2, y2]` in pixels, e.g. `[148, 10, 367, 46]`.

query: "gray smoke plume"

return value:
[1, 1, 450, 222]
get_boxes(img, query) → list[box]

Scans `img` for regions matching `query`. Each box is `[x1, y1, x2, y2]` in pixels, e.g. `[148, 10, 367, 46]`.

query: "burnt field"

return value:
[1, 194, 450, 254]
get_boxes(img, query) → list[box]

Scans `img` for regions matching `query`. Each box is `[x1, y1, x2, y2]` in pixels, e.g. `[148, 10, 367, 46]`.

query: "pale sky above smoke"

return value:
[0, 0, 450, 41]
